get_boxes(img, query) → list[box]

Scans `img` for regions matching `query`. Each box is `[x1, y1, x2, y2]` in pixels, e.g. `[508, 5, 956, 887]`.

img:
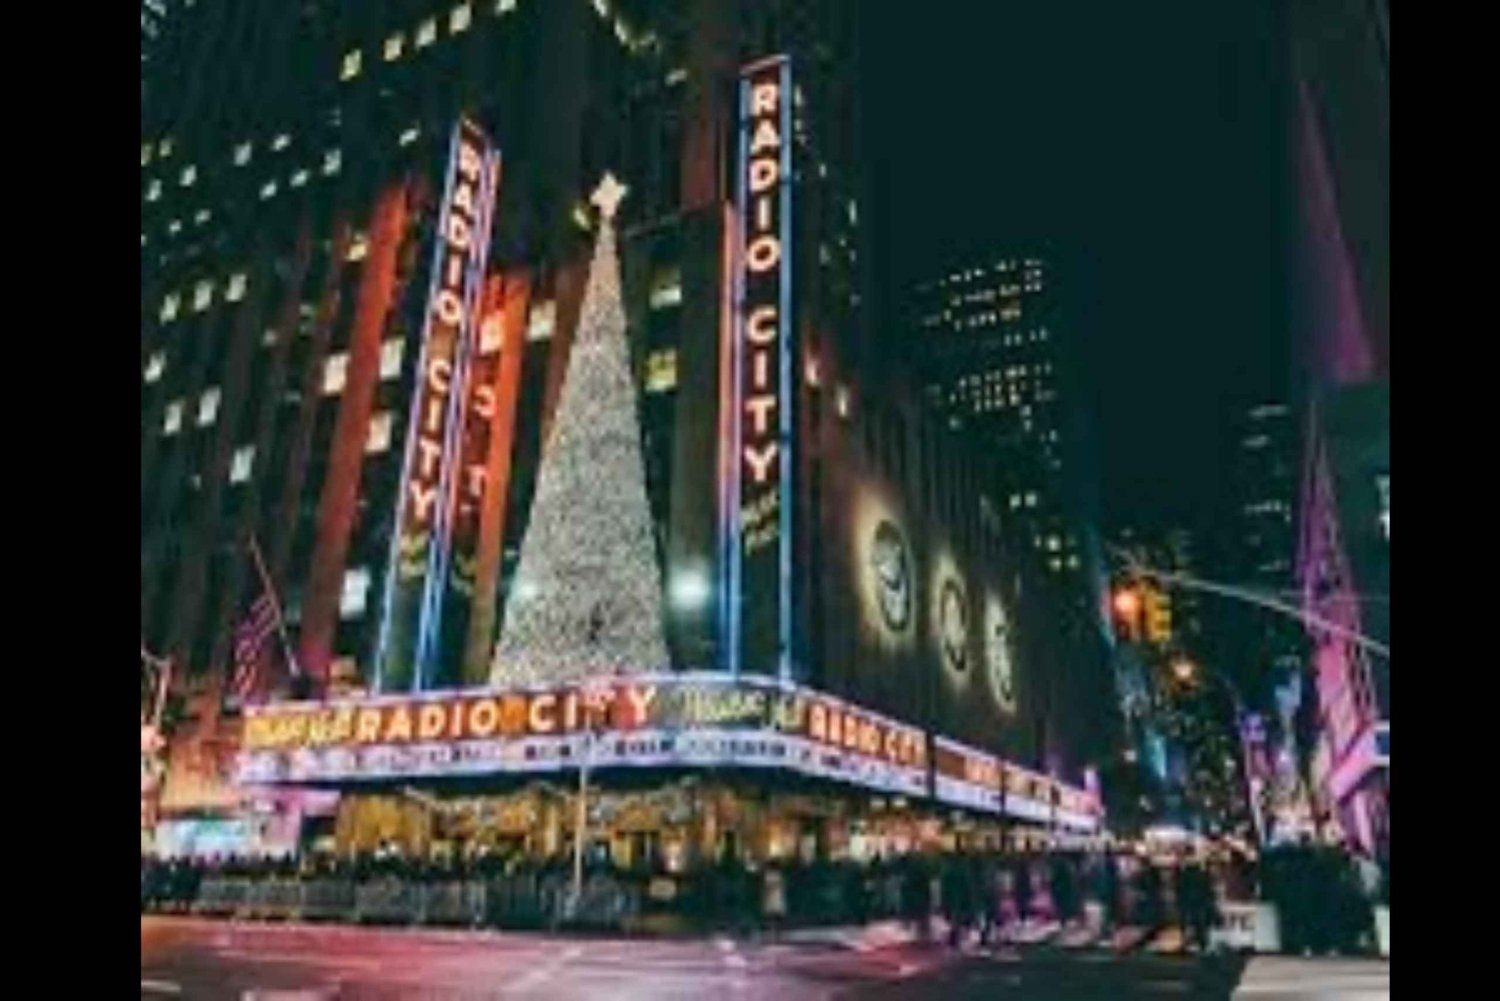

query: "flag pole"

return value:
[248, 535, 303, 680]
[141, 644, 173, 729]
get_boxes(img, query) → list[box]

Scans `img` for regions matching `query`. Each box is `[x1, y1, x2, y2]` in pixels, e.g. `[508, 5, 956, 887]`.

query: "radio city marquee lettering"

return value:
[377, 117, 499, 689]
[438, 272, 506, 675]
[725, 54, 794, 679]
[239, 676, 925, 778]
[933, 737, 1003, 813]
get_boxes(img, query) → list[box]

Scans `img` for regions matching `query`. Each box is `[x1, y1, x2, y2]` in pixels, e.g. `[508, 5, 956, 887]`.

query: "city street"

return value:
[143, 916, 1251, 1000]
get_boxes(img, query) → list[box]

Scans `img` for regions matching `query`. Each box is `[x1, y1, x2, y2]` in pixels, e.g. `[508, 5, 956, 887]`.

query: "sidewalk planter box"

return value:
[1374, 906, 1389, 958]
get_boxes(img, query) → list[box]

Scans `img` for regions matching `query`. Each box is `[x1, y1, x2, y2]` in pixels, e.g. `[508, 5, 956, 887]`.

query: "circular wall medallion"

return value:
[939, 577, 969, 675]
[986, 596, 1017, 713]
[869, 520, 912, 632]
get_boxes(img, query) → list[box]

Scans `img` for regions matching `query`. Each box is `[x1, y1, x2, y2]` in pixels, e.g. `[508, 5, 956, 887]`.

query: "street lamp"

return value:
[568, 676, 615, 921]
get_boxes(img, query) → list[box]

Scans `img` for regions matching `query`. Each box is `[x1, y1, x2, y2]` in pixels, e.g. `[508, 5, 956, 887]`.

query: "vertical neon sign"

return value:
[374, 117, 500, 692]
[723, 56, 794, 680]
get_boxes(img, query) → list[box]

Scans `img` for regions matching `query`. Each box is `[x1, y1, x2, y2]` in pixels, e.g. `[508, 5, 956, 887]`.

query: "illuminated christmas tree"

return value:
[489, 174, 670, 686]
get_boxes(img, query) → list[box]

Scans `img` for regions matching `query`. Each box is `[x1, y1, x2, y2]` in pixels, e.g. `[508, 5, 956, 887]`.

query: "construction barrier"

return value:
[191, 877, 247, 916]
[355, 879, 419, 925]
[1212, 901, 1281, 953]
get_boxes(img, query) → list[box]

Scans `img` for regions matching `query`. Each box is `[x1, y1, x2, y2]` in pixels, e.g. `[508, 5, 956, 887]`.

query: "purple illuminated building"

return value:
[1287, 0, 1388, 860]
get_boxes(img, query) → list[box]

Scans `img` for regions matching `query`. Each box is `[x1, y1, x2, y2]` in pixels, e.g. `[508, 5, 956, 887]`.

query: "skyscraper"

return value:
[1219, 400, 1303, 700]
[904, 256, 1104, 633]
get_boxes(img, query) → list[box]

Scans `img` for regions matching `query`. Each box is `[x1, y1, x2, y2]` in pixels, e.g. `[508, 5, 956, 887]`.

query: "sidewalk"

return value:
[1232, 957, 1390, 1000]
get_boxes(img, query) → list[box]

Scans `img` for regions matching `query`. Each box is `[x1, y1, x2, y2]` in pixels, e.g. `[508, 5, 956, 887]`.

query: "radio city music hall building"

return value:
[142, 0, 1111, 865]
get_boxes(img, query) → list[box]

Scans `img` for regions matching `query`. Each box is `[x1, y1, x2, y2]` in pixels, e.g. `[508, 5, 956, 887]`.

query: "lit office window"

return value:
[194, 209, 211, 226]
[159, 293, 181, 322]
[496, 0, 518, 13]
[179, 165, 196, 187]
[197, 387, 221, 426]
[226, 272, 248, 301]
[162, 400, 184, 435]
[340, 49, 362, 80]
[291, 169, 309, 188]
[384, 33, 405, 61]
[323, 352, 349, 395]
[366, 411, 394, 454]
[379, 339, 405, 380]
[450, 3, 472, 32]
[230, 445, 255, 483]
[416, 18, 437, 47]
[159, 137, 174, 157]
[168, 219, 182, 235]
[648, 266, 682, 309]
[347, 232, 369, 261]
[260, 180, 278, 200]
[192, 280, 213, 311]
[146, 179, 161, 202]
[340, 567, 371, 618]
[144, 352, 166, 384]
[645, 349, 677, 393]
[272, 133, 291, 151]
[399, 126, 420, 147]
[323, 149, 342, 175]
[526, 301, 556, 341]
[141, 144, 153, 166]
[234, 142, 252, 165]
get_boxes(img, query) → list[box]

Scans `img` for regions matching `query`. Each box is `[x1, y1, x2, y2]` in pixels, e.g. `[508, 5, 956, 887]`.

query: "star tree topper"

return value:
[591, 171, 628, 223]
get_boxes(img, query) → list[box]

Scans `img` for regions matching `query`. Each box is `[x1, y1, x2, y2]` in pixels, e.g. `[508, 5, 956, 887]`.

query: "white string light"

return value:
[490, 174, 670, 686]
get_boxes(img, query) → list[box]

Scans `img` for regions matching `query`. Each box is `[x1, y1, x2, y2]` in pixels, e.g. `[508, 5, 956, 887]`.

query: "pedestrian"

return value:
[901, 854, 932, 944]
[1013, 853, 1034, 928]
[1051, 853, 1080, 927]
[1098, 852, 1121, 931]
[1177, 860, 1216, 952]
[1135, 861, 1164, 931]
[762, 863, 787, 939]
[941, 854, 975, 948]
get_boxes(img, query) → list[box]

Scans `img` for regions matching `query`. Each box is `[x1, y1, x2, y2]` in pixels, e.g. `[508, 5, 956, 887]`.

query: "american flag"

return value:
[231, 591, 278, 701]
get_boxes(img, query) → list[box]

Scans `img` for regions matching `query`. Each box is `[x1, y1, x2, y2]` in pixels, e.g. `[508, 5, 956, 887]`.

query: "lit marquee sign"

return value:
[933, 737, 1003, 814]
[237, 674, 928, 797]
[437, 273, 508, 680]
[723, 55, 794, 678]
[376, 117, 500, 691]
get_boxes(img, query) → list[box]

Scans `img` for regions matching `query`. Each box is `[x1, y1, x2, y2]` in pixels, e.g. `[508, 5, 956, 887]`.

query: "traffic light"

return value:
[1144, 583, 1172, 645]
[1112, 586, 1143, 642]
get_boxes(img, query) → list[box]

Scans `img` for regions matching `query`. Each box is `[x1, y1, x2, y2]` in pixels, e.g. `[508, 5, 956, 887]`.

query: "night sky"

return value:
[863, 0, 1290, 530]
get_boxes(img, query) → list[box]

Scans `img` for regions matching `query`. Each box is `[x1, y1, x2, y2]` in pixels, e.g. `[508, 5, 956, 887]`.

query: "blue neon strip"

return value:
[726, 74, 751, 678]
[373, 123, 465, 692]
[418, 140, 500, 685]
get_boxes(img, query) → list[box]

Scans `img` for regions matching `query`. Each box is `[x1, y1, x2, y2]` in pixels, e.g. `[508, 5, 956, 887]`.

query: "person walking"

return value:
[1051, 853, 1080, 927]
[1177, 860, 1216, 952]
[941, 854, 976, 949]
[1013, 853, 1034, 928]
[900, 854, 930, 944]
[762, 863, 787, 940]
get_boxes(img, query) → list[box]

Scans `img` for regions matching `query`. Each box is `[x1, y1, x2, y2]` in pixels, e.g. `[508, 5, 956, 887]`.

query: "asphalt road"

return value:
[141, 916, 1247, 1000]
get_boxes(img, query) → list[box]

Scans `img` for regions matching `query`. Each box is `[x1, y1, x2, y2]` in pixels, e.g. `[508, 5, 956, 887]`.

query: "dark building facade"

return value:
[904, 257, 1103, 621]
[143, 0, 1109, 862]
